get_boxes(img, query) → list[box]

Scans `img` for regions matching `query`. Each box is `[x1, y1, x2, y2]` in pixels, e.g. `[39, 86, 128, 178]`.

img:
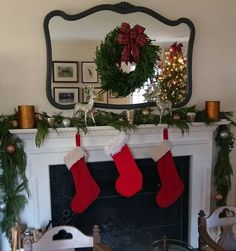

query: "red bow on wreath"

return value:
[170, 42, 183, 55]
[117, 22, 148, 65]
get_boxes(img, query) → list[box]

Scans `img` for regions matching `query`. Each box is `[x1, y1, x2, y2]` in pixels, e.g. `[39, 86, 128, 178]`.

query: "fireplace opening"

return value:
[49, 156, 189, 251]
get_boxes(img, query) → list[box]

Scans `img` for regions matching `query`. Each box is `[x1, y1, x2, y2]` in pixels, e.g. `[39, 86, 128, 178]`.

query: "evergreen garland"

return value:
[95, 26, 160, 97]
[0, 115, 29, 239]
[214, 125, 235, 206]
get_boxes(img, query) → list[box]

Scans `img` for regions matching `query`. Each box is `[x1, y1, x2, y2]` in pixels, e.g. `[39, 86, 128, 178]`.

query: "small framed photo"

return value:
[54, 87, 79, 105]
[82, 87, 107, 104]
[52, 61, 78, 83]
[81, 61, 98, 83]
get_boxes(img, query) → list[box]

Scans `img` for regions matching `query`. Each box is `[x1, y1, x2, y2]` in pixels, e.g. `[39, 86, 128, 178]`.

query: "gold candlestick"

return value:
[18, 105, 35, 129]
[205, 101, 220, 121]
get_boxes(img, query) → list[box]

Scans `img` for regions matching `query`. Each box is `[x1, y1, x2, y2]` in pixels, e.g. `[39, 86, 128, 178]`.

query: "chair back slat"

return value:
[198, 206, 236, 251]
[32, 225, 112, 251]
[207, 206, 236, 228]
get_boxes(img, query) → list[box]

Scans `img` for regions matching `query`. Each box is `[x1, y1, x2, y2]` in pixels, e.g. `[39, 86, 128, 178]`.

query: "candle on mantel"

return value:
[205, 101, 220, 121]
[18, 105, 35, 129]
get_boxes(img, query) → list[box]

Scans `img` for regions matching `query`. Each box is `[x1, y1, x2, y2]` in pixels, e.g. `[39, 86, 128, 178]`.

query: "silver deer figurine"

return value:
[73, 86, 96, 125]
[155, 93, 172, 124]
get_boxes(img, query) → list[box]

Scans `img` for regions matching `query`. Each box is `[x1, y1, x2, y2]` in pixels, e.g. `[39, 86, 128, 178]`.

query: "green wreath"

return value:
[95, 25, 160, 97]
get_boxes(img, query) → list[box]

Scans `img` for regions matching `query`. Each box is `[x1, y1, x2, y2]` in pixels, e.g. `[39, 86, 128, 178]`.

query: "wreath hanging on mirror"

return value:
[95, 22, 160, 97]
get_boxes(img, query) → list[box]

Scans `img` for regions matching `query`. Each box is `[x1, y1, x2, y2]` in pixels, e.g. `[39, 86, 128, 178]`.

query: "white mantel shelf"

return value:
[9, 120, 228, 156]
[0, 120, 228, 250]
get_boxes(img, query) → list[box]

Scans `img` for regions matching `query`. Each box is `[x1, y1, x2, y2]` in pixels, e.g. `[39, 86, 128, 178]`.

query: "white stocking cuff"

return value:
[64, 147, 86, 169]
[104, 134, 128, 155]
[151, 140, 172, 162]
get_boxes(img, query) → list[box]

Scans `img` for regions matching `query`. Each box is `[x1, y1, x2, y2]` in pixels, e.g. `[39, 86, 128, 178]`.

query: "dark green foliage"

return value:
[135, 108, 159, 126]
[195, 109, 215, 124]
[95, 27, 160, 97]
[35, 118, 50, 147]
[94, 110, 136, 132]
[71, 117, 87, 134]
[0, 129, 29, 238]
[214, 125, 235, 206]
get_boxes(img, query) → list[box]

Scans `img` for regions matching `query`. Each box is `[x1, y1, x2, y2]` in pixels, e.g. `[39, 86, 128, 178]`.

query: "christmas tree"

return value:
[158, 42, 187, 104]
[143, 42, 187, 105]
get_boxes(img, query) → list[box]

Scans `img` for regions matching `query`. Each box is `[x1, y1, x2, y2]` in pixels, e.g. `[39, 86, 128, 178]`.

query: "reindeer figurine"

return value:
[73, 86, 96, 125]
[155, 92, 172, 124]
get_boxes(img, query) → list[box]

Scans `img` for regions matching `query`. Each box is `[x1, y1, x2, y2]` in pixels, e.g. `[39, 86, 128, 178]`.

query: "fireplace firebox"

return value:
[50, 156, 189, 251]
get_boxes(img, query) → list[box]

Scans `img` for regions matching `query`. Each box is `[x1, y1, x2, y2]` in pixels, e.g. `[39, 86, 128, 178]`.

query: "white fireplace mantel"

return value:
[1, 121, 228, 250]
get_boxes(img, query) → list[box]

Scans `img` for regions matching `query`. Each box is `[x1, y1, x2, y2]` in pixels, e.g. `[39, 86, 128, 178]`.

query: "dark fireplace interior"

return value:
[49, 156, 190, 251]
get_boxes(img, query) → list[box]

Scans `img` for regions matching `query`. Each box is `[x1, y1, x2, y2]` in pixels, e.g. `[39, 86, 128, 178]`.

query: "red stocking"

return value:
[64, 133, 100, 213]
[105, 135, 142, 197]
[152, 128, 184, 208]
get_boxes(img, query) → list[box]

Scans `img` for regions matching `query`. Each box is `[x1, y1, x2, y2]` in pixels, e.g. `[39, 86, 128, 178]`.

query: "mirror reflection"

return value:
[45, 2, 195, 109]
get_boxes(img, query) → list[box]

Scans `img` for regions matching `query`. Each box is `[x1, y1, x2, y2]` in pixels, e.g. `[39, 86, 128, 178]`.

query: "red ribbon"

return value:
[169, 42, 183, 59]
[163, 128, 169, 140]
[117, 22, 148, 65]
[75, 133, 80, 146]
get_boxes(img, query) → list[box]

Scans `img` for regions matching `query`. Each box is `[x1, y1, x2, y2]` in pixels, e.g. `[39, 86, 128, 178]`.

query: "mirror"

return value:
[44, 2, 195, 110]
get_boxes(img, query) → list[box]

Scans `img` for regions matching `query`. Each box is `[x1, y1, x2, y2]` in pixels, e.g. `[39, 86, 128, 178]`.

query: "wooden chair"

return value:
[32, 225, 112, 251]
[198, 206, 236, 251]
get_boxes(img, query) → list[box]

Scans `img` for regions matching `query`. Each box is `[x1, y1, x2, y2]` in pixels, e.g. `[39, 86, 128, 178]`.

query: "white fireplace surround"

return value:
[1, 121, 228, 249]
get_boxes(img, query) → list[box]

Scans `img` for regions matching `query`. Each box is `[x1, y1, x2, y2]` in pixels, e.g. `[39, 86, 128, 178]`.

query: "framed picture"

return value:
[82, 87, 107, 104]
[81, 61, 98, 83]
[53, 87, 79, 105]
[52, 61, 78, 83]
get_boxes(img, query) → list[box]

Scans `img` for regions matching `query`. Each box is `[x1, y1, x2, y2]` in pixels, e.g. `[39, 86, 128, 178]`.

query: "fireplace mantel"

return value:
[1, 121, 228, 249]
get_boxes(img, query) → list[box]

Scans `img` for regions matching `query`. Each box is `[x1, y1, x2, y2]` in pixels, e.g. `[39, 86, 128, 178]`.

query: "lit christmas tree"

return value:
[143, 42, 187, 105]
[158, 42, 187, 104]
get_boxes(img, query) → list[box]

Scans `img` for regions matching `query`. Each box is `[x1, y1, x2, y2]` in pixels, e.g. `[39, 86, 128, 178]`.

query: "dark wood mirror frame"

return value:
[44, 2, 195, 110]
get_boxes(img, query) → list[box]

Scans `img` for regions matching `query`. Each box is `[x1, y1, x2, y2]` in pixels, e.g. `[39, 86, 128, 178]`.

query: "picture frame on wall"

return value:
[52, 61, 78, 83]
[54, 87, 79, 105]
[81, 61, 98, 83]
[82, 87, 107, 104]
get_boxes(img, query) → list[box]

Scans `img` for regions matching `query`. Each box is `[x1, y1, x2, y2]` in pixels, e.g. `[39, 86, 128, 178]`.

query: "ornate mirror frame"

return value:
[44, 2, 195, 110]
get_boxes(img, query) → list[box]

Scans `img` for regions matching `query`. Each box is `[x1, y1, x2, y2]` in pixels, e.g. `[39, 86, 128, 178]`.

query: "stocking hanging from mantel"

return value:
[104, 134, 143, 197]
[152, 128, 184, 208]
[64, 133, 100, 213]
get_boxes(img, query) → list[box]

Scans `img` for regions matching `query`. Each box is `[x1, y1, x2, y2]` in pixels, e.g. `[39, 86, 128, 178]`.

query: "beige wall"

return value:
[0, 0, 236, 204]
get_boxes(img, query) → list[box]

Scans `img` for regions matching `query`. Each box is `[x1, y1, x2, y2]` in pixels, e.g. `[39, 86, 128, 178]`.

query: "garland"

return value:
[214, 124, 235, 206]
[0, 107, 235, 240]
[95, 23, 160, 97]
[0, 115, 29, 239]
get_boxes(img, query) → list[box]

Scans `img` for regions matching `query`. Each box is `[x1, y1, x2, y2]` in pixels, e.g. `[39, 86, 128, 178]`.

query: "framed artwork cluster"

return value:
[52, 61, 99, 84]
[52, 60, 109, 105]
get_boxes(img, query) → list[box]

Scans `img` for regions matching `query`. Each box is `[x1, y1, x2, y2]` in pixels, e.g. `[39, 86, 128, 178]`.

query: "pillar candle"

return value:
[205, 101, 220, 121]
[18, 105, 35, 129]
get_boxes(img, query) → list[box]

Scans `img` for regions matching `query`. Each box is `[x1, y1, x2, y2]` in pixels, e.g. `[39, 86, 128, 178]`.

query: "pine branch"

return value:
[35, 119, 50, 147]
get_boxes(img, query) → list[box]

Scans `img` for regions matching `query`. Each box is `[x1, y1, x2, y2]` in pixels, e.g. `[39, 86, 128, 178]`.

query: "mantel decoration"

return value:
[0, 114, 30, 240]
[95, 22, 160, 97]
[0, 105, 235, 242]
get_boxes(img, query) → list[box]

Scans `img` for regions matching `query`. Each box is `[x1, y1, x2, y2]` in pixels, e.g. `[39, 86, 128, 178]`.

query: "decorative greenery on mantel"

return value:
[0, 106, 235, 239]
[0, 116, 30, 239]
